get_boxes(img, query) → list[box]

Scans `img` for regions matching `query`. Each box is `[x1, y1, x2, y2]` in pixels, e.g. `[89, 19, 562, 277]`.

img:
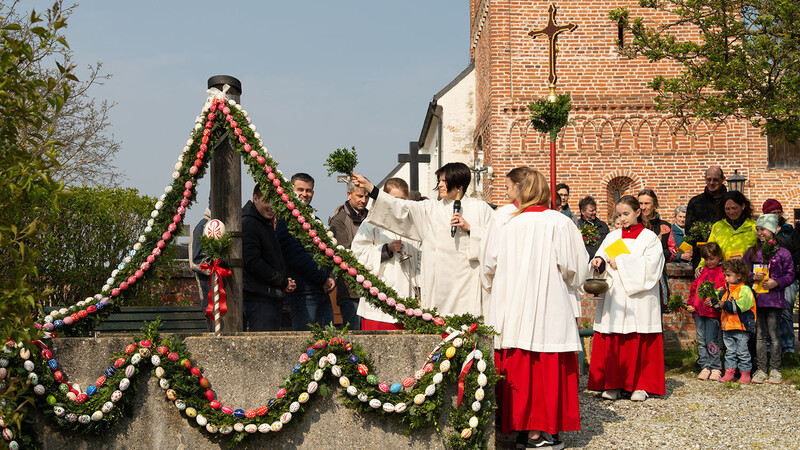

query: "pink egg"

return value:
[386, 298, 396, 306]
[378, 292, 387, 301]
[267, 172, 276, 181]
[369, 287, 379, 296]
[333, 256, 342, 264]
[308, 230, 317, 238]
[292, 209, 300, 217]
[325, 248, 334, 257]
[396, 303, 406, 313]
[362, 280, 372, 289]
[318, 243, 327, 251]
[348, 267, 357, 276]
[340, 262, 349, 270]
[355, 275, 365, 283]
[286, 202, 295, 210]
[313, 237, 321, 245]
[302, 222, 311, 230]
[257, 156, 266, 165]
[272, 179, 281, 187]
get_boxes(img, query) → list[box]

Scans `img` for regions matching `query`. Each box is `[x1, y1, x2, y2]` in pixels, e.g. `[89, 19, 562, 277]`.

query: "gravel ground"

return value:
[496, 373, 800, 449]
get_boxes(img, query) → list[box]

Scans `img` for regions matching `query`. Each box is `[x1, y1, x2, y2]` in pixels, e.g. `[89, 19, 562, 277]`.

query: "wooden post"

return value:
[207, 75, 243, 333]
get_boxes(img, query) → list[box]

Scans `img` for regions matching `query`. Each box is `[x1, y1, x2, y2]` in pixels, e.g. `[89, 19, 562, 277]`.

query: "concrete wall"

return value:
[36, 333, 492, 449]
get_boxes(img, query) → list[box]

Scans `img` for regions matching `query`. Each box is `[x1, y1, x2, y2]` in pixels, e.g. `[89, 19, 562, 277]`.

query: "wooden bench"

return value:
[93, 305, 208, 336]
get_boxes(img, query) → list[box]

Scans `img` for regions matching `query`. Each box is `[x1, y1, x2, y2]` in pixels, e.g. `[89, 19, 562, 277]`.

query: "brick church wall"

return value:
[470, 0, 800, 346]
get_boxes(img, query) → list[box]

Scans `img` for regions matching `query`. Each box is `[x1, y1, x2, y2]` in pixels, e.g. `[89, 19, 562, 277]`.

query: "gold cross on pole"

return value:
[528, 3, 577, 86]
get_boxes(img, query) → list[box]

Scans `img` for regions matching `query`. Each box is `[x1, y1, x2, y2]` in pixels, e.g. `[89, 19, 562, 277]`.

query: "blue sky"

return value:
[51, 1, 469, 225]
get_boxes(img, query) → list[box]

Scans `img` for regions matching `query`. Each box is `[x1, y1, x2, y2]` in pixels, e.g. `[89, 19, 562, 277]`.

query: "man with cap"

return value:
[763, 199, 800, 354]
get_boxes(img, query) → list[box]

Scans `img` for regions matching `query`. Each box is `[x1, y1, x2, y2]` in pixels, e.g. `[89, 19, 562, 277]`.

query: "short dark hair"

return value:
[253, 184, 265, 198]
[719, 191, 752, 221]
[291, 172, 315, 187]
[578, 195, 596, 212]
[434, 162, 471, 194]
[555, 183, 569, 193]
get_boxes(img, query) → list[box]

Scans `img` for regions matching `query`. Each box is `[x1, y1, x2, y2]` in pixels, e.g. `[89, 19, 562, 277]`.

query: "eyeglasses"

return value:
[705, 177, 722, 182]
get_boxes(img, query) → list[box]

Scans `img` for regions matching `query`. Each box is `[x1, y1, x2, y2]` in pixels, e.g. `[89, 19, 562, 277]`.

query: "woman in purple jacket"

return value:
[744, 214, 796, 384]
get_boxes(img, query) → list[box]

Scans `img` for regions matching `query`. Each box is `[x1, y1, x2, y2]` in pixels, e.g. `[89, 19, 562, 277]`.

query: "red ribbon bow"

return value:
[200, 259, 232, 320]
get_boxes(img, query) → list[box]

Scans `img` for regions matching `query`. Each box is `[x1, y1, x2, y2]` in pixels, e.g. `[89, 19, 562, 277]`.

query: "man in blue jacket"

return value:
[276, 173, 335, 331]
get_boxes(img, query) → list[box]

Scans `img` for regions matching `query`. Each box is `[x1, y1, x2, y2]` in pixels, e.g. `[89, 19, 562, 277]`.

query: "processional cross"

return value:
[528, 3, 577, 97]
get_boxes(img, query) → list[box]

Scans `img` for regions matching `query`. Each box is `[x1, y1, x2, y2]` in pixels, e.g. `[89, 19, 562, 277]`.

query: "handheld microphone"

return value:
[451, 200, 461, 237]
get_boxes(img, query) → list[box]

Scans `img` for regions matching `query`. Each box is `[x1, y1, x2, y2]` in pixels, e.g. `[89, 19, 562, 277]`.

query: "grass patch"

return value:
[664, 345, 698, 374]
[780, 352, 800, 387]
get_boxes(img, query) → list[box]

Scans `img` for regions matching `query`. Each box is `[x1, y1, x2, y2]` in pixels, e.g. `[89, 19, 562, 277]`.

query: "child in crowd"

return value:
[716, 259, 757, 384]
[687, 242, 725, 381]
[744, 214, 796, 384]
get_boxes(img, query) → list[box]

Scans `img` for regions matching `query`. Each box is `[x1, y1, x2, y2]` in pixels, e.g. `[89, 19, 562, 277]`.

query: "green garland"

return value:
[199, 234, 232, 261]
[323, 146, 359, 176]
[528, 93, 572, 140]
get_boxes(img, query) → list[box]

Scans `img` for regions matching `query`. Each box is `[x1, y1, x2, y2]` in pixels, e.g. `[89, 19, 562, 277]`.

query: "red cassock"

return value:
[360, 318, 404, 331]
[587, 332, 666, 395]
[495, 348, 580, 435]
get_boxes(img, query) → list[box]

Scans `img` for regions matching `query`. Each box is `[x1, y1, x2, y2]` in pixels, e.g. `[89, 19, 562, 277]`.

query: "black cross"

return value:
[398, 141, 431, 192]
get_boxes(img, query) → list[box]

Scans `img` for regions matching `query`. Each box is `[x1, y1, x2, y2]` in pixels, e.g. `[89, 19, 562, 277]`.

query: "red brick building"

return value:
[470, 0, 800, 222]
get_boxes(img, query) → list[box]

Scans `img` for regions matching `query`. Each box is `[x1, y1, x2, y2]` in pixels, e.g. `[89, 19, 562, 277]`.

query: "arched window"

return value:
[606, 176, 635, 220]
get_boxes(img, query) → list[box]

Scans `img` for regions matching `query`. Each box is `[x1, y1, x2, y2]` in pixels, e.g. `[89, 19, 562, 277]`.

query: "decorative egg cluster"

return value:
[4, 90, 497, 449]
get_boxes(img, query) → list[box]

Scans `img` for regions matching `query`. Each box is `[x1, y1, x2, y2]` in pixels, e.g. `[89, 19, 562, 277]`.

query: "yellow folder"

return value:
[678, 241, 693, 253]
[753, 265, 769, 294]
[605, 239, 631, 259]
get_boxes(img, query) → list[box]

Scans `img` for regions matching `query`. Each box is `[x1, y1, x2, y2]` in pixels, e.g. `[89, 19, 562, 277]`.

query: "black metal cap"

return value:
[207, 75, 242, 96]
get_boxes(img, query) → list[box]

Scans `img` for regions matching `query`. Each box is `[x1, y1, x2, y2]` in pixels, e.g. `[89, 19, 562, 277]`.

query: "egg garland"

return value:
[5, 95, 499, 450]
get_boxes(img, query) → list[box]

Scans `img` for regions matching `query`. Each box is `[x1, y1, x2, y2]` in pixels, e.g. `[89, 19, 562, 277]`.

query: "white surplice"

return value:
[351, 222, 421, 324]
[481, 208, 589, 353]
[366, 190, 494, 316]
[591, 227, 665, 334]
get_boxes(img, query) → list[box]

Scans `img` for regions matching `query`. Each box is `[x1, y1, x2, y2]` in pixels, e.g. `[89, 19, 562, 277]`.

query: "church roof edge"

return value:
[419, 61, 475, 145]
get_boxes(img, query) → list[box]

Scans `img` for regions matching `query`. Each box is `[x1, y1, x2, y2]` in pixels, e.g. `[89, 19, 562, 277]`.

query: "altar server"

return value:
[350, 163, 493, 316]
[481, 170, 589, 449]
[351, 178, 421, 330]
[588, 195, 666, 402]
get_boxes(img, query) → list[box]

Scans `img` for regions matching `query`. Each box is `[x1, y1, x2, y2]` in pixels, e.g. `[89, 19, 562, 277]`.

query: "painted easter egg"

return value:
[219, 425, 233, 435]
[382, 403, 395, 413]
[425, 385, 436, 397]
[357, 364, 369, 376]
[53, 406, 65, 417]
[91, 411, 103, 422]
[424, 363, 434, 373]
[327, 353, 337, 365]
[8, 441, 18, 450]
[48, 359, 58, 370]
[318, 357, 328, 368]
[209, 401, 220, 410]
[477, 359, 487, 373]
[130, 353, 141, 365]
[270, 421, 282, 432]
[111, 390, 122, 402]
[151, 355, 161, 366]
[155, 367, 165, 378]
[203, 219, 226, 239]
[33, 384, 45, 396]
[390, 383, 402, 393]
[195, 414, 207, 427]
[166, 389, 177, 401]
[369, 399, 382, 409]
[23, 361, 34, 372]
[221, 406, 233, 415]
[102, 402, 114, 414]
[298, 392, 309, 403]
[469, 416, 479, 428]
[234, 409, 245, 418]
[19, 347, 30, 359]
[378, 383, 390, 393]
[85, 385, 97, 396]
[395, 402, 407, 413]
[307, 381, 318, 394]
[472, 401, 482, 412]
[1, 429, 12, 441]
[174, 399, 186, 410]
[339, 376, 350, 388]
[475, 388, 485, 401]
[313, 369, 323, 381]
[445, 347, 456, 359]
[289, 401, 300, 413]
[357, 393, 369, 403]
[414, 370, 425, 380]
[65, 413, 77, 423]
[432, 373, 443, 385]
[206, 423, 218, 434]
[477, 373, 487, 387]
[346, 386, 358, 397]
[78, 414, 91, 424]
[158, 378, 169, 390]
[461, 428, 472, 439]
[233, 423, 244, 433]
[402, 377, 415, 388]
[433, 317, 445, 326]
[331, 365, 342, 377]
[245, 424, 257, 434]
[280, 412, 292, 424]
[28, 373, 38, 384]
[46, 395, 56, 405]
[104, 366, 116, 378]
[473, 349, 483, 360]
[366, 374, 378, 385]
[258, 423, 270, 433]
[256, 406, 268, 416]
[185, 407, 197, 418]
[440, 360, 451, 373]
[95, 376, 106, 387]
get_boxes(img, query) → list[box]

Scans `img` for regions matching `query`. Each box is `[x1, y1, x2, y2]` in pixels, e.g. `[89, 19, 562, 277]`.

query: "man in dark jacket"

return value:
[685, 166, 728, 268]
[276, 173, 335, 331]
[576, 195, 609, 259]
[329, 181, 369, 330]
[242, 186, 295, 331]
[762, 198, 800, 354]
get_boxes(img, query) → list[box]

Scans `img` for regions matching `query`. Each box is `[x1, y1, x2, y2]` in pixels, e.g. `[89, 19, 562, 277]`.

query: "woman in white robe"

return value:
[350, 163, 493, 317]
[481, 170, 588, 449]
[351, 178, 421, 330]
[588, 195, 666, 402]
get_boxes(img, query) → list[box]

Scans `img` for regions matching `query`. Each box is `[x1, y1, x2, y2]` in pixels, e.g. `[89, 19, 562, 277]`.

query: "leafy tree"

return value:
[0, 1, 72, 443]
[36, 187, 180, 308]
[611, 0, 800, 139]
[1, 1, 122, 186]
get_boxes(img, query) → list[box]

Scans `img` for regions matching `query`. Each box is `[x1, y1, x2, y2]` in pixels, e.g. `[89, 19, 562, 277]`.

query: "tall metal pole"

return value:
[207, 75, 243, 333]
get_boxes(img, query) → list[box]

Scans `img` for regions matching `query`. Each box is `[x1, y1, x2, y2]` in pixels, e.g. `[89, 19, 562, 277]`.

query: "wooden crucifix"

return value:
[528, 3, 577, 85]
[398, 141, 431, 192]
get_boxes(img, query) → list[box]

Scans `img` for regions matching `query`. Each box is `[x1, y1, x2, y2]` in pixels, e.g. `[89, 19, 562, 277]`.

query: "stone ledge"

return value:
[35, 333, 494, 449]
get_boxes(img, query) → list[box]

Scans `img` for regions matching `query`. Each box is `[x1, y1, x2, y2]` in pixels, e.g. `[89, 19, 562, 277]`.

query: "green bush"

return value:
[34, 186, 180, 308]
